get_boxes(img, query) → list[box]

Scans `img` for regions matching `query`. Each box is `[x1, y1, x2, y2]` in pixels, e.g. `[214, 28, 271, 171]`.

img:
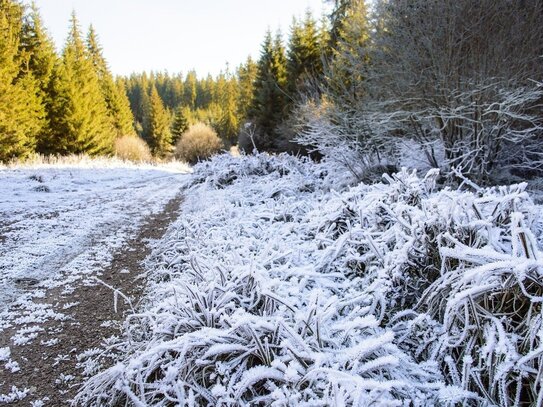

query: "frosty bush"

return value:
[175, 122, 222, 164]
[295, 99, 398, 182]
[76, 154, 543, 406]
[114, 135, 152, 162]
[365, 0, 543, 181]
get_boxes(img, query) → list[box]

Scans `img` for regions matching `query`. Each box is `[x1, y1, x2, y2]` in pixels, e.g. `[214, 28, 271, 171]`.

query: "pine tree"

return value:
[0, 0, 44, 161]
[19, 2, 57, 152]
[327, 0, 370, 104]
[87, 26, 135, 137]
[183, 71, 197, 110]
[171, 105, 189, 145]
[286, 11, 323, 101]
[45, 12, 114, 155]
[248, 30, 288, 150]
[19, 2, 56, 96]
[236, 56, 257, 123]
[215, 70, 239, 146]
[318, 14, 332, 62]
[328, 0, 352, 50]
[143, 85, 172, 157]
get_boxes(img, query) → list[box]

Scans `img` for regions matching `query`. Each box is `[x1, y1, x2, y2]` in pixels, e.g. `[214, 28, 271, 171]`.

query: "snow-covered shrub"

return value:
[364, 0, 543, 182]
[114, 135, 152, 162]
[175, 123, 223, 164]
[294, 99, 398, 182]
[417, 184, 543, 405]
[76, 153, 543, 406]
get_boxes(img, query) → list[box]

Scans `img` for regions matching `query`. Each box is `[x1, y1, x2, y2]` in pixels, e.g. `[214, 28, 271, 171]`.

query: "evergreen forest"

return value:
[1, 0, 542, 182]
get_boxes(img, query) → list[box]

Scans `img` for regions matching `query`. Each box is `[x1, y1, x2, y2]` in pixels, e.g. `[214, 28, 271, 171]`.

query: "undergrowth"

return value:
[75, 153, 543, 406]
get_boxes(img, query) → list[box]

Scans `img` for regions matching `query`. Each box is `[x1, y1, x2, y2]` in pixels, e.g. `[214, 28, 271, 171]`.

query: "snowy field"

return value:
[75, 154, 543, 406]
[0, 158, 191, 313]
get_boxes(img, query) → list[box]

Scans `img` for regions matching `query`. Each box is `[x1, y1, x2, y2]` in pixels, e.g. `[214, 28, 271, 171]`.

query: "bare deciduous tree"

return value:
[363, 0, 543, 181]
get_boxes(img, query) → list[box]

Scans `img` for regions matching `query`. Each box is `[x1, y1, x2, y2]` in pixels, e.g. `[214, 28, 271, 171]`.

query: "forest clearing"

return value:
[1, 0, 543, 405]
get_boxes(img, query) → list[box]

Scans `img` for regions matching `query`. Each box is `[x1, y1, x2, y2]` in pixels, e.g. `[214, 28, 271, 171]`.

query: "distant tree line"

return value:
[2, 0, 541, 180]
[123, 62, 257, 156]
[121, 10, 329, 156]
[0, 0, 136, 162]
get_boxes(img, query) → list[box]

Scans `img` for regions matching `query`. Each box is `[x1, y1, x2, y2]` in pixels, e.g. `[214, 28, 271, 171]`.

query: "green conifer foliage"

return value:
[286, 11, 323, 101]
[19, 2, 56, 95]
[215, 70, 239, 146]
[171, 106, 189, 145]
[87, 26, 135, 137]
[144, 85, 172, 157]
[19, 2, 57, 153]
[248, 30, 288, 150]
[45, 13, 114, 155]
[183, 71, 198, 110]
[0, 0, 44, 161]
[327, 0, 370, 104]
[236, 56, 257, 123]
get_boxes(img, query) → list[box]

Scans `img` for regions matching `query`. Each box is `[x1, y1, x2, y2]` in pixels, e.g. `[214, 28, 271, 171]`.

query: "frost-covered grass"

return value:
[0, 159, 190, 313]
[0, 153, 192, 173]
[76, 153, 543, 406]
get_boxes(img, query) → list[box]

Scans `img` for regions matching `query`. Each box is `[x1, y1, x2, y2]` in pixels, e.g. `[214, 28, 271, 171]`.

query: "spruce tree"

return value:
[327, 0, 370, 104]
[171, 106, 189, 145]
[0, 0, 44, 161]
[211, 70, 239, 145]
[286, 11, 323, 101]
[183, 71, 197, 110]
[248, 30, 288, 150]
[19, 2, 57, 153]
[87, 26, 135, 137]
[236, 56, 257, 123]
[143, 85, 172, 157]
[19, 2, 56, 96]
[45, 12, 114, 155]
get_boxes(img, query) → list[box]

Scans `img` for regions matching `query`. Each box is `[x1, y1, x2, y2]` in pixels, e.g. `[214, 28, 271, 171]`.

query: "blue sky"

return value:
[29, 0, 330, 77]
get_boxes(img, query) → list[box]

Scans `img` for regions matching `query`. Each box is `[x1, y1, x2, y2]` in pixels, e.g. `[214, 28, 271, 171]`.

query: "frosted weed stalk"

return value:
[76, 153, 542, 406]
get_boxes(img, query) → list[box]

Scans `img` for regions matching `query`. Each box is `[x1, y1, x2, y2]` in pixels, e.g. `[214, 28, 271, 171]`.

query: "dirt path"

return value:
[0, 195, 183, 406]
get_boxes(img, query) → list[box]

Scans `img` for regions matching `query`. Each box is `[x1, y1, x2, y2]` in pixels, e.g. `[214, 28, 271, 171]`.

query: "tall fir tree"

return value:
[215, 69, 239, 146]
[19, 2, 56, 96]
[286, 11, 323, 102]
[248, 30, 288, 150]
[143, 85, 172, 157]
[327, 0, 352, 50]
[19, 2, 57, 152]
[236, 56, 258, 123]
[45, 12, 114, 155]
[0, 0, 44, 161]
[183, 71, 197, 110]
[326, 0, 370, 104]
[171, 105, 189, 145]
[87, 26, 135, 137]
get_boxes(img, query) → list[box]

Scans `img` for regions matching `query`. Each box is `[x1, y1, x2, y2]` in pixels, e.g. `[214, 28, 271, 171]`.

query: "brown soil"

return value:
[0, 195, 183, 406]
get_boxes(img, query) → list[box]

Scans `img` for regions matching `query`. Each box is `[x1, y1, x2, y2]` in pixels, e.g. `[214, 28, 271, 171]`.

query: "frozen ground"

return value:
[0, 158, 191, 404]
[0, 159, 190, 311]
[2, 154, 542, 405]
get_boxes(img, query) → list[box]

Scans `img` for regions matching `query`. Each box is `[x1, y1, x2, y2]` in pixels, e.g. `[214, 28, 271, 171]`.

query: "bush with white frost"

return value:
[76, 154, 543, 406]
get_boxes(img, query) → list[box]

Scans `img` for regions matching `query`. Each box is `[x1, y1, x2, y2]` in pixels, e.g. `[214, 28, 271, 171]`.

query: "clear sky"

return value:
[28, 0, 331, 77]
